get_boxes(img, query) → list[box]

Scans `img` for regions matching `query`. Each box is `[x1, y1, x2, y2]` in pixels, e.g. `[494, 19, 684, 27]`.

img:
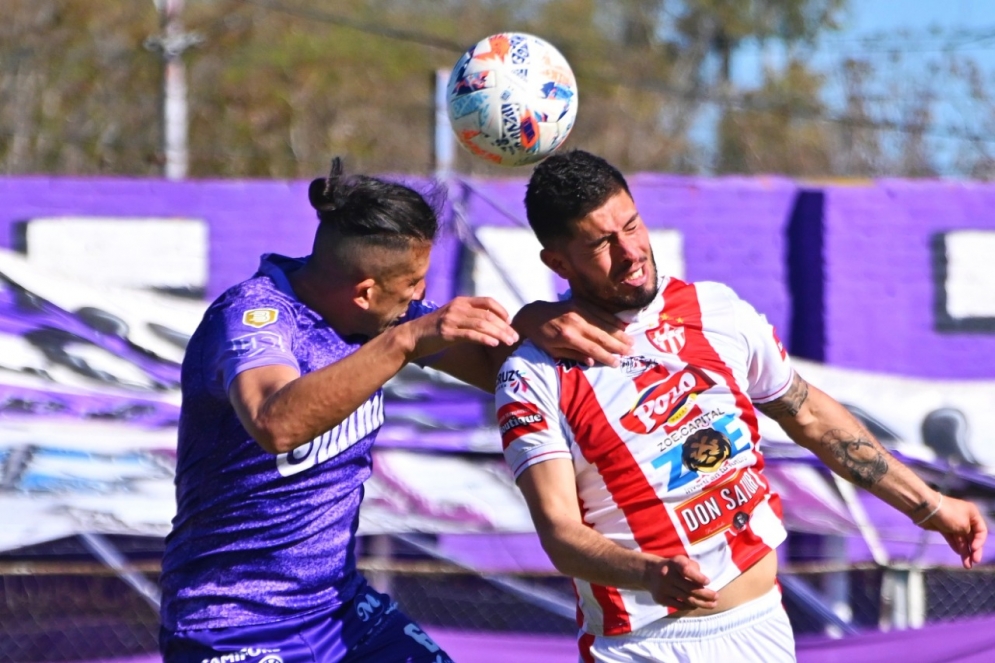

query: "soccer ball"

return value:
[446, 32, 578, 167]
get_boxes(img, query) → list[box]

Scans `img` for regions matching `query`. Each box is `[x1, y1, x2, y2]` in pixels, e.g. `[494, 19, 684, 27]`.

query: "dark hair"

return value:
[308, 157, 438, 250]
[524, 150, 631, 247]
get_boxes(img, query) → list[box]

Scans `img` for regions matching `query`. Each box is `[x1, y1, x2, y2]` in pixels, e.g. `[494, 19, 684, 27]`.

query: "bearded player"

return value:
[495, 150, 987, 662]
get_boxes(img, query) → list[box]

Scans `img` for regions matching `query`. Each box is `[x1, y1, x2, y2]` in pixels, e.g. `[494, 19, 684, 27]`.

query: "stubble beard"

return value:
[583, 257, 660, 313]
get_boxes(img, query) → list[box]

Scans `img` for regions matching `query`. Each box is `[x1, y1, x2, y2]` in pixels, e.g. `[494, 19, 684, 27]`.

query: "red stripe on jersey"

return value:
[560, 364, 691, 634]
[578, 632, 596, 663]
[721, 472, 774, 572]
[590, 583, 629, 635]
[663, 280, 778, 574]
[662, 280, 761, 447]
[575, 471, 633, 636]
[724, 524, 771, 574]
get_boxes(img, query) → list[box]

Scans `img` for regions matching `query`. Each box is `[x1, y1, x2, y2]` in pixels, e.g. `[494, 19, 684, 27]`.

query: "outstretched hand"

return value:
[514, 299, 633, 367]
[919, 495, 988, 569]
[404, 296, 519, 360]
[643, 555, 719, 611]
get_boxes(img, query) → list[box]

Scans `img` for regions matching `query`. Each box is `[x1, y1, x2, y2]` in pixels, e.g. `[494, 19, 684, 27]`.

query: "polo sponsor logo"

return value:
[676, 468, 765, 544]
[242, 308, 279, 328]
[619, 367, 715, 434]
[647, 321, 686, 354]
[275, 393, 383, 477]
[498, 401, 547, 448]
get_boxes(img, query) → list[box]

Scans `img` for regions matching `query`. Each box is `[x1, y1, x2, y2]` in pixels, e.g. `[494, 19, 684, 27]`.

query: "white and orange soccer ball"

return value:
[446, 32, 578, 167]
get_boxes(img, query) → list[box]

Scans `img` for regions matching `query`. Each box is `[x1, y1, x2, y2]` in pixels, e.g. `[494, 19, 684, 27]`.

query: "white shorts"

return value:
[578, 587, 796, 663]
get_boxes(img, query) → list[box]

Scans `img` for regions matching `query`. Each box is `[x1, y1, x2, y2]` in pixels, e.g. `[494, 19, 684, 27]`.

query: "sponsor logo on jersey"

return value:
[242, 308, 279, 329]
[275, 393, 383, 477]
[619, 355, 659, 377]
[497, 368, 530, 393]
[676, 468, 766, 544]
[199, 647, 282, 663]
[228, 331, 285, 357]
[652, 408, 723, 454]
[681, 428, 732, 474]
[355, 590, 383, 622]
[620, 367, 715, 434]
[646, 320, 686, 354]
[498, 401, 547, 448]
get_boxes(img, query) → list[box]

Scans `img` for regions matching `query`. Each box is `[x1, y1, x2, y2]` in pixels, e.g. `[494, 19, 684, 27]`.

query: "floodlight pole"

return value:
[146, 0, 202, 180]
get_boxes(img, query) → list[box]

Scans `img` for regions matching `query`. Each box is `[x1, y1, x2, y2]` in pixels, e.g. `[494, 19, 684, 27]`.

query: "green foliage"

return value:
[0, 0, 980, 179]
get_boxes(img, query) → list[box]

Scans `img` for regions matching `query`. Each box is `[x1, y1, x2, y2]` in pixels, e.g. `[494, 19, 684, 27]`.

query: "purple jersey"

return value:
[160, 254, 436, 631]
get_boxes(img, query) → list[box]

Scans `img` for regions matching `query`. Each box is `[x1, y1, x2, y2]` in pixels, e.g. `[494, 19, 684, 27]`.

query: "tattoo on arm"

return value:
[824, 429, 889, 489]
[756, 372, 809, 419]
[907, 499, 932, 519]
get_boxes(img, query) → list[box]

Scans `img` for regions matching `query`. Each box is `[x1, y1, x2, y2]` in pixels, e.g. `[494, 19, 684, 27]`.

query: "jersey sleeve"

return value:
[733, 296, 793, 404]
[396, 299, 439, 324]
[396, 300, 445, 368]
[494, 345, 571, 479]
[205, 297, 301, 398]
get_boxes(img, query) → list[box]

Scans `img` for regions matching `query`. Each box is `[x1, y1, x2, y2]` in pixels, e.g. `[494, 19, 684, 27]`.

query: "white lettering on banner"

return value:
[275, 393, 384, 476]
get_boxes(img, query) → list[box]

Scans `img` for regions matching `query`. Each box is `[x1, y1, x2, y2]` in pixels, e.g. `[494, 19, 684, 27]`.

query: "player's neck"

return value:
[288, 263, 367, 337]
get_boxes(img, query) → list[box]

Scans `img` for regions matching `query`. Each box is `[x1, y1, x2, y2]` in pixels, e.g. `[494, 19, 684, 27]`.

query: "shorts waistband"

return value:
[621, 586, 783, 641]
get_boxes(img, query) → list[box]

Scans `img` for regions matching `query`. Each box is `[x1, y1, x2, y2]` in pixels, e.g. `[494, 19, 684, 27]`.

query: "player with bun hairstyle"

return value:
[159, 158, 631, 663]
[497, 149, 988, 662]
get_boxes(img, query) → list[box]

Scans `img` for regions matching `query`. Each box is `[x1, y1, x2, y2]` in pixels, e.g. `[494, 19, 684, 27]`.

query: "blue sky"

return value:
[707, 0, 995, 175]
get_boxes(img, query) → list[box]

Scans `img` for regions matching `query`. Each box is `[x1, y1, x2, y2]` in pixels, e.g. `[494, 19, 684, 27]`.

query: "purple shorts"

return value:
[160, 585, 453, 663]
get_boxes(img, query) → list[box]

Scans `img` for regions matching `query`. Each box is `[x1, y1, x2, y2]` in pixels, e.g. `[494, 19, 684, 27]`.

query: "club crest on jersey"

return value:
[242, 308, 279, 328]
[682, 428, 732, 473]
[498, 401, 547, 448]
[620, 367, 715, 434]
[647, 320, 686, 354]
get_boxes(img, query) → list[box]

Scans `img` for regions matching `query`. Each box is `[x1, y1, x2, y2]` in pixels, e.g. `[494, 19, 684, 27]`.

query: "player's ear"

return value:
[352, 278, 377, 310]
[540, 248, 572, 281]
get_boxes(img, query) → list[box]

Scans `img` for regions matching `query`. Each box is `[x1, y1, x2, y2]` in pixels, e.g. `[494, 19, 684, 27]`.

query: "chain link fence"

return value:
[3, 542, 995, 662]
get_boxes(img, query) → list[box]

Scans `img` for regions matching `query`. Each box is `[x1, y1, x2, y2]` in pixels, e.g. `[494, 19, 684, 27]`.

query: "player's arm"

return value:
[517, 458, 718, 610]
[230, 298, 519, 454]
[757, 372, 987, 569]
[429, 299, 633, 392]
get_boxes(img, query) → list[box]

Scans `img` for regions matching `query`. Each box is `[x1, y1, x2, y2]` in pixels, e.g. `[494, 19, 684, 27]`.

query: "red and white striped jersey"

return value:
[495, 277, 793, 636]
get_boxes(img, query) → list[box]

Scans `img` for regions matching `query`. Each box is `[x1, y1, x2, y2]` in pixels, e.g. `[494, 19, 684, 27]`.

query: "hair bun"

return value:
[308, 157, 346, 214]
[308, 178, 335, 212]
